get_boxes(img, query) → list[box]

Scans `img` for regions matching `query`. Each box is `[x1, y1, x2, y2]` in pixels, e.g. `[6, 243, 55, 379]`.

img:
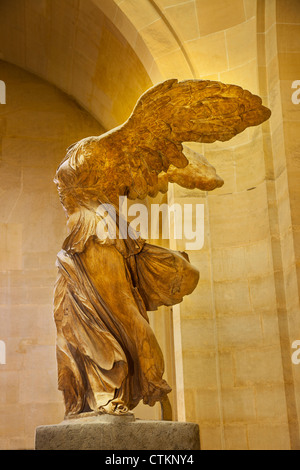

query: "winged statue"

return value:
[54, 79, 271, 418]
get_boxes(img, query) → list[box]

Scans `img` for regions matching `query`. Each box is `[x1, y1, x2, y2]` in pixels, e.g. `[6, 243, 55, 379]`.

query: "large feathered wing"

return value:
[56, 79, 271, 207]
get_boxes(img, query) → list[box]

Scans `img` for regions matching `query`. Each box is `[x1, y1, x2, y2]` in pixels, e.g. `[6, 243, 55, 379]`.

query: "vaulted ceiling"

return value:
[0, 0, 255, 131]
[0, 0, 155, 130]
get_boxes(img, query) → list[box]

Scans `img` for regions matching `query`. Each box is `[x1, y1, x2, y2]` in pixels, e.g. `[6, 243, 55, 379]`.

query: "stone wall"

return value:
[115, 0, 300, 450]
[0, 61, 104, 449]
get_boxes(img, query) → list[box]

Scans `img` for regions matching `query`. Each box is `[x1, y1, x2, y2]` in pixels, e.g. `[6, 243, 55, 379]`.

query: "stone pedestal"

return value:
[35, 413, 200, 451]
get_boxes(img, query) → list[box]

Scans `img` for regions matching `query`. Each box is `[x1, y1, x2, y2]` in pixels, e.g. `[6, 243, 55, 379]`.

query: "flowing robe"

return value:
[53, 78, 271, 416]
[54, 208, 199, 415]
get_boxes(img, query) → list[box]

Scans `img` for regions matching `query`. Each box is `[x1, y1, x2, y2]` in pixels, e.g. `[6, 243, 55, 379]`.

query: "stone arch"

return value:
[0, 0, 154, 129]
[107, 0, 196, 80]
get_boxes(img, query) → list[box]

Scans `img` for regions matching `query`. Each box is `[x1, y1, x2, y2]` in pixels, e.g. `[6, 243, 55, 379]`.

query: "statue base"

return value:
[35, 413, 200, 450]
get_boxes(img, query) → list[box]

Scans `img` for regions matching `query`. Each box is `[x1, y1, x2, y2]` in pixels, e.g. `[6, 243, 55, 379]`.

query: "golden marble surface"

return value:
[54, 79, 271, 417]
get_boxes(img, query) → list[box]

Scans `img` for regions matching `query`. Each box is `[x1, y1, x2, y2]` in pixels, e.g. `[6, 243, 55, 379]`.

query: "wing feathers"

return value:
[56, 79, 271, 206]
[125, 78, 270, 156]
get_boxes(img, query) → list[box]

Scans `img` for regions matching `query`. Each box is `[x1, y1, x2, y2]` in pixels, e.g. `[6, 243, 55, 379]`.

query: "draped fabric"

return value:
[53, 79, 270, 416]
[54, 225, 199, 415]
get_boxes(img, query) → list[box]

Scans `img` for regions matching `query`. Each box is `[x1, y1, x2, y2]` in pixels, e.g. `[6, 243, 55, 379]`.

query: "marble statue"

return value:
[53, 79, 271, 417]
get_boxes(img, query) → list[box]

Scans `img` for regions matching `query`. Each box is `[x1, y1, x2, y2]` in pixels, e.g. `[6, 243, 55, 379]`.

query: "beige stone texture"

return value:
[220, 60, 259, 94]
[222, 388, 256, 423]
[225, 19, 257, 69]
[140, 19, 179, 59]
[244, 0, 257, 20]
[198, 425, 223, 450]
[224, 425, 248, 450]
[185, 32, 229, 77]
[0, 61, 104, 449]
[0, 0, 153, 130]
[119, 0, 160, 31]
[35, 415, 201, 450]
[247, 423, 291, 450]
[154, 50, 194, 81]
[195, 0, 246, 37]
[277, 24, 300, 54]
[276, 0, 300, 24]
[164, 2, 200, 43]
[234, 347, 285, 386]
[0, 224, 22, 271]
